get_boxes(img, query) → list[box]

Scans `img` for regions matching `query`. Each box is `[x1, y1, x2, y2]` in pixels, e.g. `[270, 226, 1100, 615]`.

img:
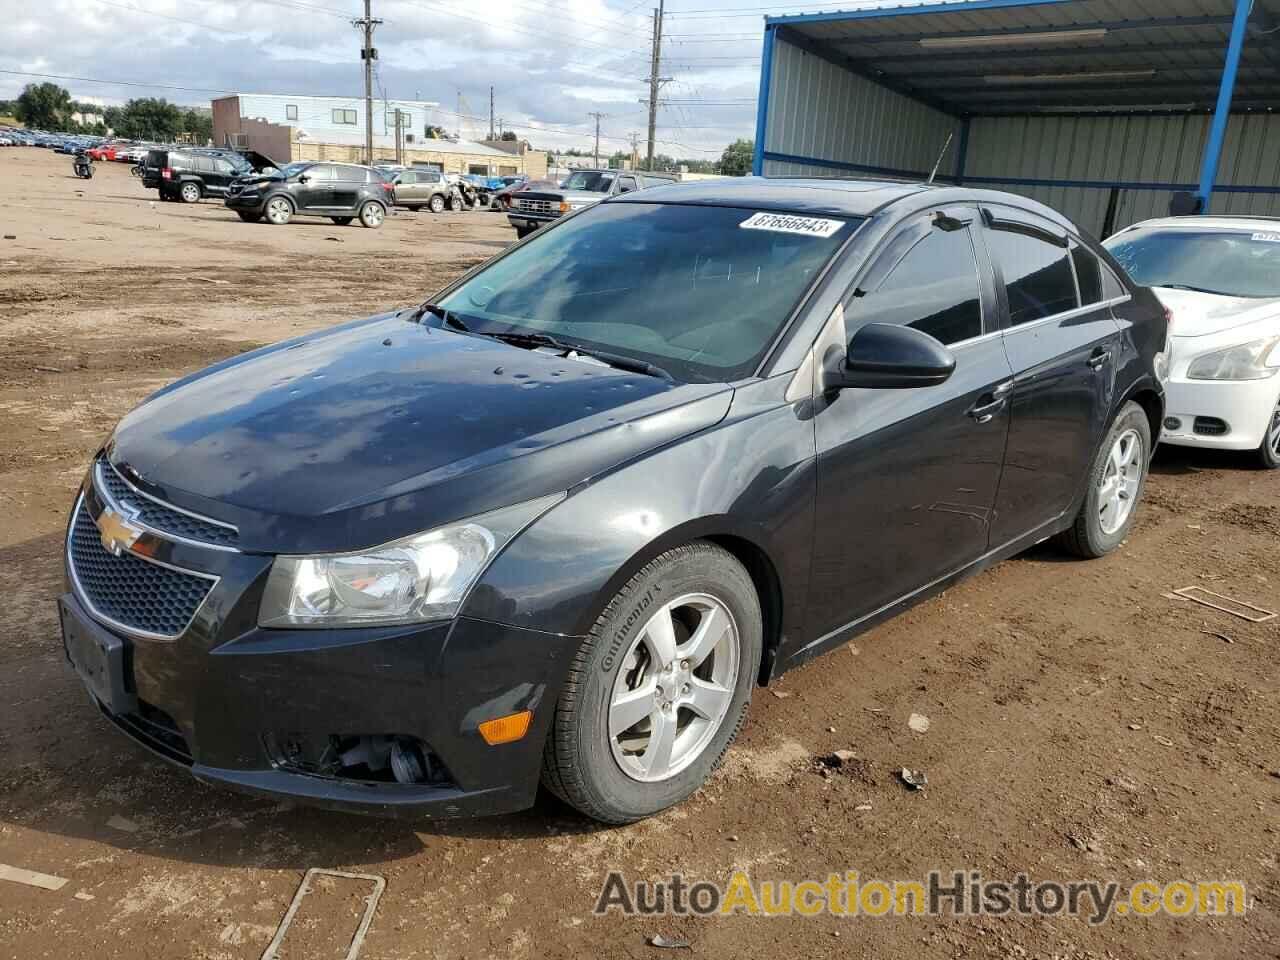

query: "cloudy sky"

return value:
[1, 0, 916, 157]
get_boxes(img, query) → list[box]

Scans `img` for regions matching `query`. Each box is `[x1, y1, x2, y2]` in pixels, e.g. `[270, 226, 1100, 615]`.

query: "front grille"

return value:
[69, 502, 215, 638]
[1194, 416, 1229, 437]
[108, 699, 193, 765]
[96, 459, 238, 549]
[517, 198, 556, 215]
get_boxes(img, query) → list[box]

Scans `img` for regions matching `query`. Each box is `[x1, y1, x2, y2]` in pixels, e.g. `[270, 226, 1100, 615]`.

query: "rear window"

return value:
[438, 203, 857, 383]
[1104, 227, 1280, 298]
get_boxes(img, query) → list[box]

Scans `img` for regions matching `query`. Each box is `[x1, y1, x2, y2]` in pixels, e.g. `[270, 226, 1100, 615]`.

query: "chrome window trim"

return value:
[999, 294, 1132, 337]
[96, 460, 240, 554]
[66, 494, 220, 642]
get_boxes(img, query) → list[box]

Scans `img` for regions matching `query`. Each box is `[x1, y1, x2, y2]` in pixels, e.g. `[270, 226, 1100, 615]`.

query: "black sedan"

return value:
[61, 178, 1167, 823]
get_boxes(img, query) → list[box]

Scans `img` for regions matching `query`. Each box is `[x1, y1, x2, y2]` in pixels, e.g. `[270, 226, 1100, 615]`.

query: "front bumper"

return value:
[507, 211, 559, 230]
[225, 192, 268, 212]
[62, 564, 581, 818]
[1159, 374, 1280, 451]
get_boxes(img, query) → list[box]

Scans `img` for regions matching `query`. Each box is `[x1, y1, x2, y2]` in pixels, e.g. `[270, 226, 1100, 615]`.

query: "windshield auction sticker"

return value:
[1250, 232, 1280, 243]
[740, 212, 844, 238]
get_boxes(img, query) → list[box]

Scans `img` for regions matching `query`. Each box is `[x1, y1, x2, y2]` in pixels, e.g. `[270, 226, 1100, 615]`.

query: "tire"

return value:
[541, 542, 762, 824]
[330, 216, 354, 225]
[358, 201, 385, 228]
[179, 182, 201, 204]
[264, 195, 293, 225]
[429, 194, 446, 214]
[1058, 401, 1152, 558]
[236, 211, 262, 223]
[1258, 394, 1280, 469]
[514, 226, 533, 239]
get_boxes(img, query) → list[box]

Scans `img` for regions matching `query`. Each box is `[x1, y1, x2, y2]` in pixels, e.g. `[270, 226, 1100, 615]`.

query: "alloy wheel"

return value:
[181, 183, 199, 203]
[361, 202, 384, 227]
[1098, 427, 1143, 535]
[266, 198, 291, 224]
[1269, 397, 1280, 460]
[608, 593, 739, 783]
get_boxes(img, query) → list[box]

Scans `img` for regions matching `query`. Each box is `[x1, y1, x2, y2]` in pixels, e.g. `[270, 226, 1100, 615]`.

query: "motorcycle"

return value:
[73, 152, 94, 180]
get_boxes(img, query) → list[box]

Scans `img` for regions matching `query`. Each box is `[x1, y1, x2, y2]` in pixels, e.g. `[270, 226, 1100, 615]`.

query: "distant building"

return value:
[211, 94, 547, 178]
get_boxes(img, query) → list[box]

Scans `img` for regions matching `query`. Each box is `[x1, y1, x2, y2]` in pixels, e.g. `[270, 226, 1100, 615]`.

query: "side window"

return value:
[618, 176, 638, 194]
[986, 229, 1079, 326]
[308, 165, 335, 181]
[398, 171, 415, 184]
[214, 158, 235, 175]
[857, 225, 984, 346]
[1101, 264, 1127, 300]
[1071, 242, 1104, 305]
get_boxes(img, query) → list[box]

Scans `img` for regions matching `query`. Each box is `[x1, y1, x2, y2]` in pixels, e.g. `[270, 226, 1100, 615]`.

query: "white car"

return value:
[1105, 216, 1280, 468]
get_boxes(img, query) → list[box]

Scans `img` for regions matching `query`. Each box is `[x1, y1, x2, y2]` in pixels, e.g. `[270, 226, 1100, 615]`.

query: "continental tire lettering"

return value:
[601, 585, 662, 672]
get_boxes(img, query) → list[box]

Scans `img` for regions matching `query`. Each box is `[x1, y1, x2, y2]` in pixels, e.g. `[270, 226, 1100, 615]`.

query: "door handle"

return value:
[1087, 349, 1112, 370]
[967, 381, 1014, 423]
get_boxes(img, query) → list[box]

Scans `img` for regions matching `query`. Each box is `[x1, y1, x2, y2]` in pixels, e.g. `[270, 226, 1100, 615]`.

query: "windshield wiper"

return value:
[1159, 283, 1235, 297]
[488, 331, 675, 382]
[414, 302, 469, 331]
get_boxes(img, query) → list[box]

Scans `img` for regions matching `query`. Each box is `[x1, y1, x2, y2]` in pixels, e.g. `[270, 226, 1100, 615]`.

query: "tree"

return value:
[112, 98, 183, 140]
[182, 109, 212, 144]
[15, 83, 71, 129]
[718, 138, 753, 177]
[500, 130, 517, 141]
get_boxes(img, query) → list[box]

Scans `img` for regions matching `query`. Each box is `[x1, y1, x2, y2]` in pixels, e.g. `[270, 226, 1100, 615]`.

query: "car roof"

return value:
[609, 176, 1084, 227]
[1112, 215, 1280, 235]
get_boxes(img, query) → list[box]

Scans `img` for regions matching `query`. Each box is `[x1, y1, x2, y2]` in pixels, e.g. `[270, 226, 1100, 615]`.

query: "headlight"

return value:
[258, 494, 562, 628]
[1186, 336, 1280, 381]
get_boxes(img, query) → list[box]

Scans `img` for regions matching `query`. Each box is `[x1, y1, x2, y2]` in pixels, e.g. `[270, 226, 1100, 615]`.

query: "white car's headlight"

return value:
[1186, 336, 1280, 381]
[258, 494, 562, 628]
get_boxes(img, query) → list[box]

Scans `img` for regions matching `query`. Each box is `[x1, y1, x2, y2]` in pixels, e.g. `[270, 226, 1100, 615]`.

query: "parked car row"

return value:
[507, 168, 676, 238]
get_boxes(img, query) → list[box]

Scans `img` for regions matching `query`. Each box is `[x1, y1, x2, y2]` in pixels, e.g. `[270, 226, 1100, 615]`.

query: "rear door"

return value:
[981, 205, 1121, 546]
[809, 205, 1014, 636]
[331, 167, 364, 211]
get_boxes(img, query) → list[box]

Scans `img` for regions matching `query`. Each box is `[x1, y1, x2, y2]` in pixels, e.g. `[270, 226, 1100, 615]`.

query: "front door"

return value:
[296, 165, 334, 211]
[979, 206, 1121, 546]
[808, 206, 1014, 641]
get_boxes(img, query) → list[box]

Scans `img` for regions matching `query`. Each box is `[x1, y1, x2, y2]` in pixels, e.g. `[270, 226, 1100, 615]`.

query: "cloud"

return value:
[0, 0, 797, 156]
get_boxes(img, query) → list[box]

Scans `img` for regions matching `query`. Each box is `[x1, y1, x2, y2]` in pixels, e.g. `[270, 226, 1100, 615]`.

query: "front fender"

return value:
[461, 374, 818, 655]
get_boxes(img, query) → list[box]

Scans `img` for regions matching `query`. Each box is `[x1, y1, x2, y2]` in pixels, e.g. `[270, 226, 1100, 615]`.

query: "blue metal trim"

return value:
[1197, 0, 1253, 206]
[759, 151, 1280, 195]
[765, 0, 1070, 27]
[768, 12, 1233, 38]
[753, 24, 775, 177]
[955, 118, 971, 185]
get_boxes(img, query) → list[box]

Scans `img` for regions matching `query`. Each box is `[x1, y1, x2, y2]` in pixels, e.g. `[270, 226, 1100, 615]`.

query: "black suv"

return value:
[225, 162, 394, 228]
[143, 149, 276, 203]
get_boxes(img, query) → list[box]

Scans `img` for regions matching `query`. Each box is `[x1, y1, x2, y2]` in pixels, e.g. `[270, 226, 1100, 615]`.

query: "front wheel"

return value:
[541, 542, 762, 824]
[264, 196, 293, 225]
[1059, 401, 1152, 558]
[358, 201, 385, 228]
[514, 225, 533, 239]
[1258, 394, 1280, 469]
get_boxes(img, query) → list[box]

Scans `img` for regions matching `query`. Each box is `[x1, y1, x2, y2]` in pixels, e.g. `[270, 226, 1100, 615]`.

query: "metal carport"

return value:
[752, 0, 1280, 236]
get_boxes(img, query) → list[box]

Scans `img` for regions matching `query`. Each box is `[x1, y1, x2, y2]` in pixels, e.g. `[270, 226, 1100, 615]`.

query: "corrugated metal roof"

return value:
[766, 0, 1280, 116]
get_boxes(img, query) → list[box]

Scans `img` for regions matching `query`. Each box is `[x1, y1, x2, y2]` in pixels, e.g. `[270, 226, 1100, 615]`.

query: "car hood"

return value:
[1153, 287, 1280, 338]
[108, 313, 732, 554]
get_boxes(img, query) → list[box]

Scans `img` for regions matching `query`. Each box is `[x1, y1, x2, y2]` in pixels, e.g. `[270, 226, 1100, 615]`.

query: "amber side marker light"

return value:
[479, 710, 533, 745]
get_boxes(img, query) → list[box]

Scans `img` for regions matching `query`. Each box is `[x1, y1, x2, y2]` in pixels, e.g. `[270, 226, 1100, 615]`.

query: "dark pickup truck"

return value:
[506, 168, 676, 238]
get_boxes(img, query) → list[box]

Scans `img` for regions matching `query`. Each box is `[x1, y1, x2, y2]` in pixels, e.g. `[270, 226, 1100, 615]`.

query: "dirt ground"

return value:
[1, 148, 1278, 960]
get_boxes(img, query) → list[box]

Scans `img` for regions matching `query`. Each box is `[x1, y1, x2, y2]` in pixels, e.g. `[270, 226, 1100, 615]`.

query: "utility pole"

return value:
[587, 111, 607, 167]
[645, 0, 670, 171]
[629, 132, 639, 171]
[352, 0, 382, 166]
[394, 109, 403, 165]
[488, 86, 495, 141]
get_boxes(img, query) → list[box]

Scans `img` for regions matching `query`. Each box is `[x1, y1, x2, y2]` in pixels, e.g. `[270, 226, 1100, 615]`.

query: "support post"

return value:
[753, 24, 776, 177]
[1196, 0, 1252, 210]
[954, 117, 970, 185]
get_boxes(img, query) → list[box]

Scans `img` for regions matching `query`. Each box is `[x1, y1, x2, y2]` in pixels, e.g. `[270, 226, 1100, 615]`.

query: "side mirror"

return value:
[297, 174, 310, 183]
[823, 322, 957, 391]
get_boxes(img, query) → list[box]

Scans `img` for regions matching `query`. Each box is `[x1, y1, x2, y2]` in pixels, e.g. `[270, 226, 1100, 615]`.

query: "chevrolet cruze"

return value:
[61, 179, 1167, 824]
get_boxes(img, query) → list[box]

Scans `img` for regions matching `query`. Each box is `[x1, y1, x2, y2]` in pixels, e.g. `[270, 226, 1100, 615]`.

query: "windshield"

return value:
[1105, 227, 1280, 298]
[438, 203, 857, 383]
[562, 171, 615, 193]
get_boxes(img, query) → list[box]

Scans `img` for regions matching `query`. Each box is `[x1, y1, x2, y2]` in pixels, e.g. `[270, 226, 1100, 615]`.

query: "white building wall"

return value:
[234, 94, 440, 149]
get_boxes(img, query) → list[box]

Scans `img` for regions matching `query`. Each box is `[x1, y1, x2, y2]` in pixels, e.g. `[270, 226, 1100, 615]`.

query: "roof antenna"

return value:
[927, 132, 955, 185]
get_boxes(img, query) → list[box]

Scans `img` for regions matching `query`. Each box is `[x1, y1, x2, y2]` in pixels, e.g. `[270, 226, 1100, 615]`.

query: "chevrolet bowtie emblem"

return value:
[96, 505, 144, 557]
